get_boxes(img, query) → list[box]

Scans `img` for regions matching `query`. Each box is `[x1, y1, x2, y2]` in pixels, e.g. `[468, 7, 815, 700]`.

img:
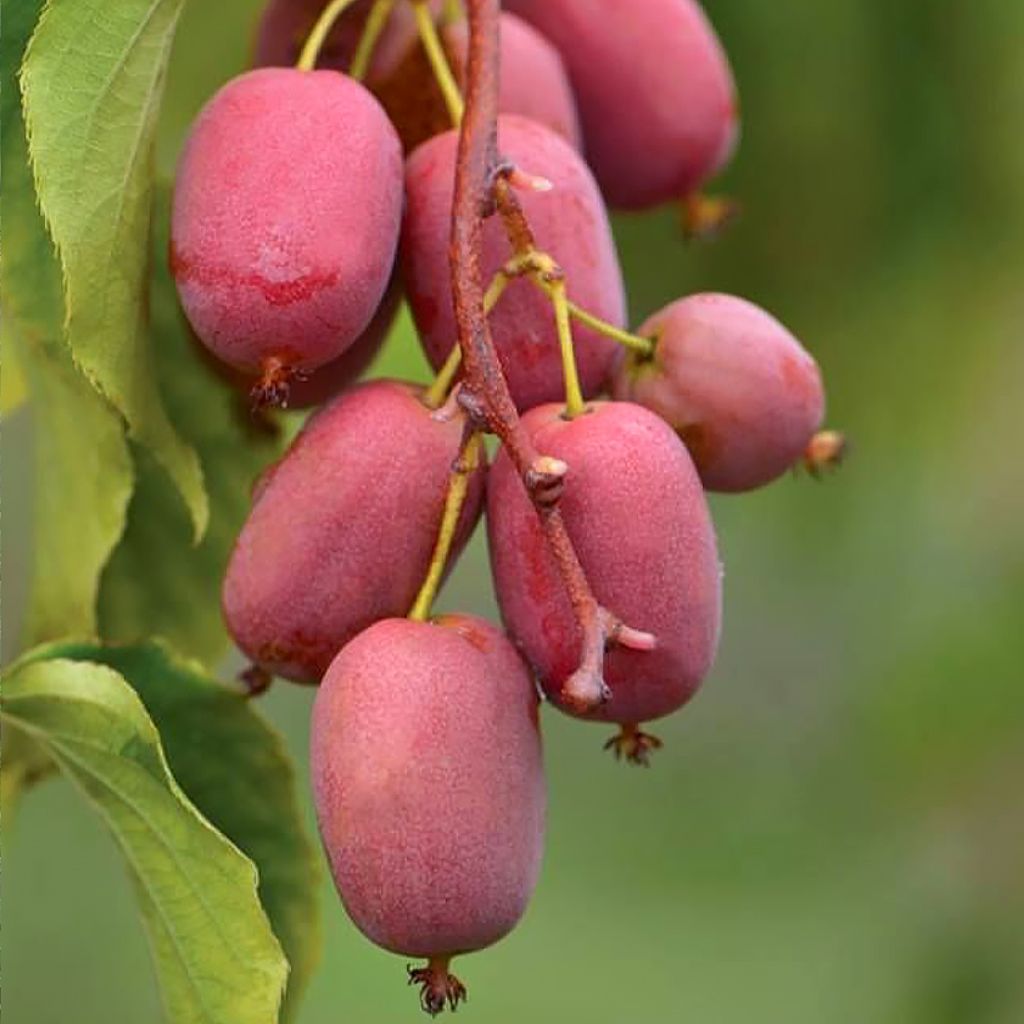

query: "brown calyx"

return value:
[603, 723, 664, 767]
[407, 958, 467, 1016]
[238, 664, 273, 698]
[680, 191, 741, 242]
[250, 355, 294, 410]
[802, 429, 848, 478]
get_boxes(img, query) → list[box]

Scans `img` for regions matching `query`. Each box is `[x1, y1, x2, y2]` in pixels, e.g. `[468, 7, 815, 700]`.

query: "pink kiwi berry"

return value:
[223, 380, 486, 683]
[613, 293, 825, 492]
[402, 114, 625, 411]
[311, 614, 545, 1013]
[487, 400, 722, 764]
[443, 12, 581, 149]
[171, 67, 402, 405]
[506, 0, 739, 209]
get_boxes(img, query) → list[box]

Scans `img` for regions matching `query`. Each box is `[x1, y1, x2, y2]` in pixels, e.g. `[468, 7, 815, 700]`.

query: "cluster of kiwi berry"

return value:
[171, 0, 843, 1013]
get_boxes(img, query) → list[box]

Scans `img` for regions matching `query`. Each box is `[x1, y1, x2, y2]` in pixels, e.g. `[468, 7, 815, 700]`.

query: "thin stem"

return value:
[422, 345, 463, 410]
[527, 276, 656, 358]
[408, 430, 481, 621]
[296, 0, 362, 71]
[483, 266, 511, 313]
[441, 0, 464, 25]
[565, 297, 656, 358]
[421, 268, 511, 409]
[413, 0, 465, 125]
[451, 0, 657, 711]
[496, 243, 590, 415]
[349, 0, 395, 80]
[493, 174, 537, 255]
[550, 278, 586, 417]
[491, 176, 656, 359]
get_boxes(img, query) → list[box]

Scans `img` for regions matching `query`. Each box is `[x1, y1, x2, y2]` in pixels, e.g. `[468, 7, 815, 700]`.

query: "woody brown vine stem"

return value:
[450, 0, 654, 711]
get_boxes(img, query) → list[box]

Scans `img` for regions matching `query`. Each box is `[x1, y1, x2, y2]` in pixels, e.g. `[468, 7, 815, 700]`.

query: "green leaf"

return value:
[40, 640, 324, 1022]
[0, 0, 134, 648]
[0, 329, 28, 413]
[21, 0, 207, 538]
[1, 653, 289, 1024]
[0, 0, 59, 331]
[0, 722, 55, 817]
[14, 336, 136, 646]
[99, 186, 286, 664]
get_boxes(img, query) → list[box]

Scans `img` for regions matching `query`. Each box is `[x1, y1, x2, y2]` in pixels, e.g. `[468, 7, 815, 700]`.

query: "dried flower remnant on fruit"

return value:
[171, 68, 402, 400]
[250, 355, 294, 410]
[408, 960, 467, 1016]
[238, 664, 273, 698]
[613, 293, 825, 492]
[803, 429, 848, 478]
[681, 191, 741, 242]
[311, 616, 545, 1013]
[603, 723, 664, 767]
[487, 400, 722, 745]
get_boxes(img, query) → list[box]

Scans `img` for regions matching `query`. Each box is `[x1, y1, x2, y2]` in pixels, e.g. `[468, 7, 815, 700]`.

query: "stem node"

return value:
[450, 0, 655, 710]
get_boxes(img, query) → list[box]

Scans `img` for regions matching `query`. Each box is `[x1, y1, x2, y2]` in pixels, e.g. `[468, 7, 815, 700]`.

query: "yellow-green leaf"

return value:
[0, 335, 28, 414]
[1, 654, 289, 1024]
[39, 640, 324, 1022]
[21, 0, 207, 537]
[99, 186, 285, 664]
[0, 0, 134, 649]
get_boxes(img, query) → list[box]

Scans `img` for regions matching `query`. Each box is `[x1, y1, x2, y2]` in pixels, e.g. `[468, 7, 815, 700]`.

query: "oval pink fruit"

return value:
[171, 68, 402, 393]
[507, 0, 739, 209]
[402, 114, 625, 411]
[311, 614, 545, 1011]
[223, 380, 485, 682]
[613, 293, 825, 492]
[443, 12, 581, 149]
[487, 401, 722, 731]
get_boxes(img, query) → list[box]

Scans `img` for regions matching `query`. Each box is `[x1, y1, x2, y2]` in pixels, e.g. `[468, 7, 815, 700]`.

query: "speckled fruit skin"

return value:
[193, 278, 399, 411]
[402, 115, 625, 411]
[613, 293, 825, 492]
[171, 68, 402, 376]
[443, 13, 581, 149]
[488, 401, 722, 726]
[311, 615, 545, 958]
[285, 276, 400, 408]
[223, 380, 486, 683]
[506, 0, 739, 209]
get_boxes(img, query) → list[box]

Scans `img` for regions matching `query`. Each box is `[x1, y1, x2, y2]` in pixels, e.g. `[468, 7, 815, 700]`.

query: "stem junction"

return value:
[447, 0, 655, 711]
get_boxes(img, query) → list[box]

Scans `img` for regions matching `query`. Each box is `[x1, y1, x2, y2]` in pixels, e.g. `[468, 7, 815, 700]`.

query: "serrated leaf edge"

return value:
[1, 658, 289, 1024]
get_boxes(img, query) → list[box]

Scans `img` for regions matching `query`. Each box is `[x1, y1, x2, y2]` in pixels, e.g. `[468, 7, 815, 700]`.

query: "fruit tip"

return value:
[408, 959, 467, 1016]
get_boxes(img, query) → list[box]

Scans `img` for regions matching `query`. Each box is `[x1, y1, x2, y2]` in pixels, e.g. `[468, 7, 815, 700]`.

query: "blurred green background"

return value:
[3, 0, 1023, 1021]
